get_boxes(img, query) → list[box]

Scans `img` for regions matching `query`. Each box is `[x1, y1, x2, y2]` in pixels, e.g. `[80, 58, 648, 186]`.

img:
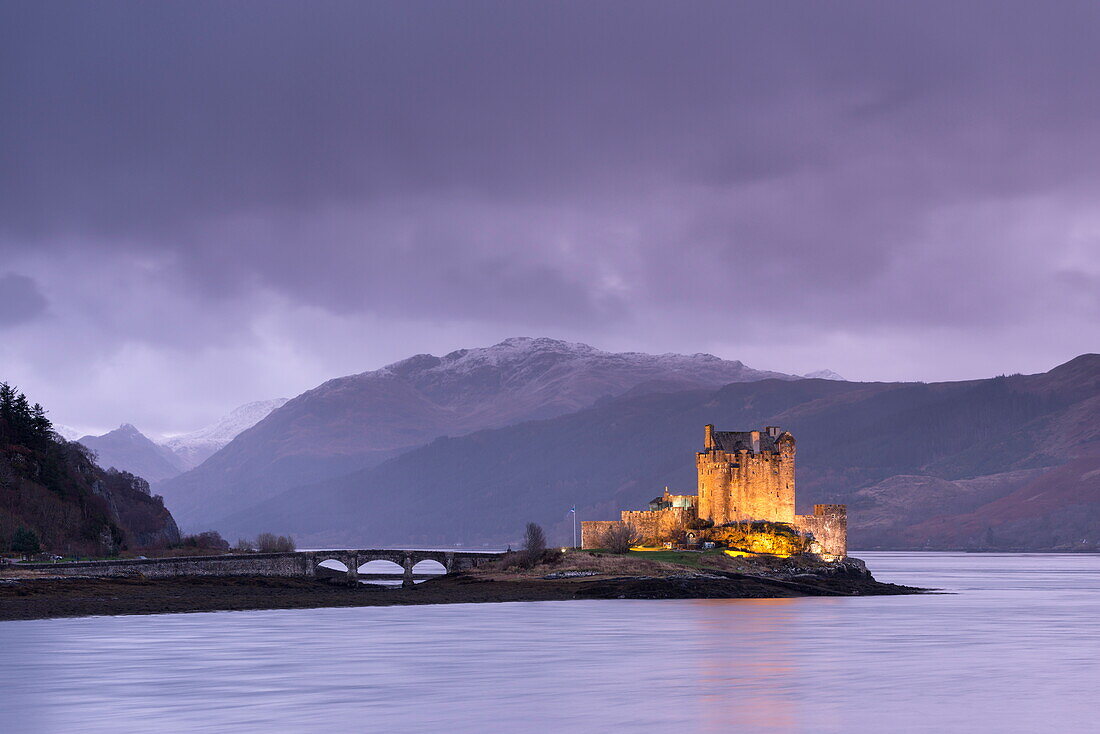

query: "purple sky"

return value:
[2, 1, 1098, 435]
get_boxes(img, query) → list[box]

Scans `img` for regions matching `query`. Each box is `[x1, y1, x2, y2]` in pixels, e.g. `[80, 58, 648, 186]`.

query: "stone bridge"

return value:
[310, 549, 502, 586]
[10, 549, 502, 587]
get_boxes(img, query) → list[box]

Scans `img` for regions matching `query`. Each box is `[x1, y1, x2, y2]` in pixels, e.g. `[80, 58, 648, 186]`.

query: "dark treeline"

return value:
[0, 382, 55, 453]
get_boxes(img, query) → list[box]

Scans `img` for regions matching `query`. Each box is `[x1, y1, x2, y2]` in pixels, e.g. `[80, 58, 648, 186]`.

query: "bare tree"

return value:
[600, 523, 641, 554]
[666, 515, 690, 547]
[233, 538, 254, 552]
[256, 532, 295, 553]
[523, 522, 547, 566]
[181, 530, 229, 551]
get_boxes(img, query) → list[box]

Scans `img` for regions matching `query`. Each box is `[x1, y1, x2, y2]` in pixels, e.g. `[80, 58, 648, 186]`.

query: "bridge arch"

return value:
[356, 559, 403, 572]
[356, 558, 405, 585]
[411, 558, 446, 580]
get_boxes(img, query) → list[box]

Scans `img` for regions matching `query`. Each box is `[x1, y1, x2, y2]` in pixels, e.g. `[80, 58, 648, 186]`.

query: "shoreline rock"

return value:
[0, 564, 923, 621]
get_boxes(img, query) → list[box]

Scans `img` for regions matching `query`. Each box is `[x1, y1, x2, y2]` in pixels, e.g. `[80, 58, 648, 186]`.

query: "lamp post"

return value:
[570, 506, 577, 549]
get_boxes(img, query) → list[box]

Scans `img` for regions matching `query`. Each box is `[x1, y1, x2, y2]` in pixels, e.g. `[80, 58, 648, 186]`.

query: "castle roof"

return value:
[712, 430, 778, 454]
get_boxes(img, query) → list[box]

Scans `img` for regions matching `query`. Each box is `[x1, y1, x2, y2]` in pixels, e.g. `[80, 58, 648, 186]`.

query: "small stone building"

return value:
[580, 425, 847, 559]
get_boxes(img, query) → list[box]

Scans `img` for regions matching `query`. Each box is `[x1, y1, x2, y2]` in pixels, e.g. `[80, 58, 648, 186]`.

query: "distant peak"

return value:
[686, 353, 735, 365]
[496, 336, 535, 346]
[81, 423, 159, 444]
[803, 369, 846, 381]
[491, 336, 593, 352]
[113, 423, 160, 442]
[52, 423, 82, 441]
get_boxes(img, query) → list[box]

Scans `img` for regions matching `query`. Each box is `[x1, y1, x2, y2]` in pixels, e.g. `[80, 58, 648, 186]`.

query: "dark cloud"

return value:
[0, 273, 48, 328]
[0, 1, 1097, 430]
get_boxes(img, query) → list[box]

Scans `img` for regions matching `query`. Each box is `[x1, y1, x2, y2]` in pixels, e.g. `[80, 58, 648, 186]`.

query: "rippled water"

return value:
[3, 552, 1099, 733]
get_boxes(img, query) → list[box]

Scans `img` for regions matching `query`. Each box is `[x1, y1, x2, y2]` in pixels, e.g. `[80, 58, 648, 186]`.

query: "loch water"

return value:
[2, 552, 1099, 733]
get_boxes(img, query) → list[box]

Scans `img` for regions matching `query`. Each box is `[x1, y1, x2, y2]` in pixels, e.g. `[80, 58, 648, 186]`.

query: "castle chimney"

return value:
[766, 426, 780, 438]
[750, 430, 760, 453]
[704, 424, 714, 450]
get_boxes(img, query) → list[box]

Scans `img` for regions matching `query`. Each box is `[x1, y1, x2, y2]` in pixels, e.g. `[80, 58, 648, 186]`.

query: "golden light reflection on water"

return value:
[693, 598, 802, 733]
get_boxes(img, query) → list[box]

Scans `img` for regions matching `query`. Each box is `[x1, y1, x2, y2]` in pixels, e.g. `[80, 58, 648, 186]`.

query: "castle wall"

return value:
[794, 504, 848, 558]
[580, 521, 624, 549]
[696, 434, 795, 525]
[621, 507, 695, 545]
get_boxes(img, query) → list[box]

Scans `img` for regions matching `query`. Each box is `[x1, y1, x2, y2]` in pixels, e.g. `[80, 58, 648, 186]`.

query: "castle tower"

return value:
[696, 424, 796, 525]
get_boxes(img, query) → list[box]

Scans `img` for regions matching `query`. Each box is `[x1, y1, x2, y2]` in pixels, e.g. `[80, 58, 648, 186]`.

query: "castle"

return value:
[580, 425, 847, 559]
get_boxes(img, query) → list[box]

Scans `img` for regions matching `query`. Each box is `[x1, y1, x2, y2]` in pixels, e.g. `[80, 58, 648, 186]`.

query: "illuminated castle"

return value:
[580, 425, 847, 558]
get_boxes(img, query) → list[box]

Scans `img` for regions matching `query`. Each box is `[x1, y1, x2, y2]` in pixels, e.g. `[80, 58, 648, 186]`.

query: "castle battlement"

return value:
[697, 423, 796, 525]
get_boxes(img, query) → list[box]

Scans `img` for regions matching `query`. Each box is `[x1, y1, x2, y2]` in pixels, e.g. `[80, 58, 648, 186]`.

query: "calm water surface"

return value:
[2, 552, 1099, 733]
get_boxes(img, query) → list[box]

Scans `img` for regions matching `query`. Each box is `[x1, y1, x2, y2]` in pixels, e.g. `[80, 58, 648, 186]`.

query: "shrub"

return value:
[706, 521, 809, 556]
[256, 532, 295, 553]
[599, 523, 641, 554]
[497, 550, 527, 570]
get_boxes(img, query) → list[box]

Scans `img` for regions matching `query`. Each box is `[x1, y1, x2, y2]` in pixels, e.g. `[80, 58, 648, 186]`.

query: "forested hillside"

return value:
[0, 384, 180, 555]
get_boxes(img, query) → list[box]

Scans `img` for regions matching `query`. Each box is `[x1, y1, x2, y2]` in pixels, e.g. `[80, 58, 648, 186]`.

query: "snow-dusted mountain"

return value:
[371, 337, 795, 426]
[803, 369, 846, 381]
[78, 424, 188, 483]
[163, 398, 289, 469]
[52, 423, 83, 441]
[75, 400, 289, 482]
[159, 336, 797, 529]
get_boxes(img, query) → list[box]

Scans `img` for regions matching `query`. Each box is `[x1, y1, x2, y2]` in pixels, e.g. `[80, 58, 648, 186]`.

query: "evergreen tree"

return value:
[11, 391, 31, 437]
[11, 527, 41, 555]
[30, 403, 53, 447]
[0, 382, 13, 423]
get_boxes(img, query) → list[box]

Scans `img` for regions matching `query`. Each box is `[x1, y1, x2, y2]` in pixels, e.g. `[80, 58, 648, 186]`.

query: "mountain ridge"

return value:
[209, 355, 1100, 550]
[159, 337, 799, 528]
